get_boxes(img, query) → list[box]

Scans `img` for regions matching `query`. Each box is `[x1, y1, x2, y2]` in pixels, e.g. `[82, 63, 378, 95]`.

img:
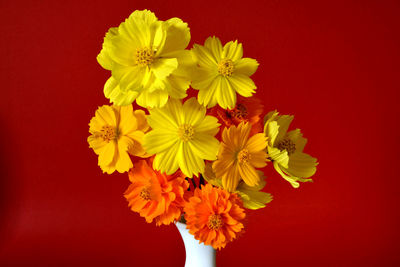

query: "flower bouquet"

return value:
[88, 9, 318, 264]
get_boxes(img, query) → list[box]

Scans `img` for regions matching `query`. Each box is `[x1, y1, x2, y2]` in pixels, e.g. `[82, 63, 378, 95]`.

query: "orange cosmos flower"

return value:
[184, 184, 246, 250]
[213, 122, 268, 192]
[124, 159, 189, 226]
[211, 96, 263, 136]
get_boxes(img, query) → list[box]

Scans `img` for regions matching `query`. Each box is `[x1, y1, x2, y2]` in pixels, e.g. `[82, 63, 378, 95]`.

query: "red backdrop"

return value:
[1, 0, 399, 266]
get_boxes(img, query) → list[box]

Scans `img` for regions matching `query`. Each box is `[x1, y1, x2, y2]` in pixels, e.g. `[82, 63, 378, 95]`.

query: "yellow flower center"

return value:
[178, 124, 195, 142]
[99, 125, 117, 142]
[277, 138, 296, 155]
[136, 47, 155, 66]
[139, 187, 151, 201]
[237, 148, 251, 164]
[218, 59, 234, 77]
[207, 214, 223, 230]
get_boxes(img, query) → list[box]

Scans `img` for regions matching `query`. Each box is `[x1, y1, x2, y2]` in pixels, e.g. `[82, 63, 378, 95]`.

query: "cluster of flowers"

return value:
[88, 10, 318, 249]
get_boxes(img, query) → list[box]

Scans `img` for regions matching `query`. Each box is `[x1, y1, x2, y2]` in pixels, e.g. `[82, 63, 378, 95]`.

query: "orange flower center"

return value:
[218, 59, 234, 77]
[100, 125, 117, 142]
[139, 187, 151, 201]
[237, 148, 251, 164]
[277, 138, 296, 155]
[178, 124, 195, 142]
[207, 214, 223, 230]
[233, 103, 248, 120]
[136, 47, 155, 66]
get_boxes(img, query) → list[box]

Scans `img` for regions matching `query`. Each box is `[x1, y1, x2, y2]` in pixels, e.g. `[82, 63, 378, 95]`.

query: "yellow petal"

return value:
[115, 140, 133, 173]
[287, 152, 318, 178]
[143, 130, 179, 154]
[238, 163, 260, 187]
[221, 163, 240, 192]
[153, 142, 180, 174]
[188, 134, 219, 160]
[275, 115, 294, 142]
[228, 73, 256, 97]
[192, 43, 217, 66]
[151, 58, 178, 80]
[195, 115, 220, 136]
[246, 133, 268, 153]
[204, 36, 223, 62]
[273, 161, 300, 188]
[97, 27, 118, 70]
[234, 58, 259, 76]
[95, 105, 116, 126]
[182, 97, 205, 126]
[99, 142, 117, 168]
[217, 77, 236, 109]
[161, 17, 190, 55]
[222, 40, 243, 61]
[136, 89, 169, 108]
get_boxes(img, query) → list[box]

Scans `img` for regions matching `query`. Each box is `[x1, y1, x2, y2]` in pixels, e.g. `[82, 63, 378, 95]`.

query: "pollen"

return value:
[207, 214, 223, 230]
[277, 138, 296, 155]
[237, 148, 251, 164]
[99, 125, 117, 142]
[178, 124, 195, 142]
[139, 187, 151, 201]
[136, 47, 155, 66]
[218, 59, 234, 77]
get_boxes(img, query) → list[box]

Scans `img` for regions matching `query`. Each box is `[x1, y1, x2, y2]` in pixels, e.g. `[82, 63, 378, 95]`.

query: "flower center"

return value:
[232, 103, 248, 120]
[218, 59, 234, 77]
[277, 138, 296, 155]
[136, 47, 155, 66]
[178, 124, 195, 142]
[139, 187, 151, 201]
[237, 148, 251, 164]
[207, 214, 223, 230]
[99, 125, 117, 142]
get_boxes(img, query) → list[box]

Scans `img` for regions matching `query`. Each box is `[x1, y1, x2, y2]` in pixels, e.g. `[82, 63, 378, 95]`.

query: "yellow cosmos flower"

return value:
[97, 10, 194, 108]
[191, 36, 259, 109]
[143, 97, 220, 177]
[264, 110, 318, 188]
[88, 105, 149, 174]
[203, 163, 272, 210]
[213, 122, 268, 192]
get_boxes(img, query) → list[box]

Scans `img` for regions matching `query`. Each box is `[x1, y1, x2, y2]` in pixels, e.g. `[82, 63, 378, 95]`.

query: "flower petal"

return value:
[151, 58, 178, 80]
[228, 74, 256, 97]
[222, 40, 243, 62]
[234, 58, 258, 76]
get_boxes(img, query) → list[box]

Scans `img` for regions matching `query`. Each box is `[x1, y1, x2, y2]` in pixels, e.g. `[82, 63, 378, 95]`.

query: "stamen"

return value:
[276, 138, 296, 155]
[99, 125, 117, 142]
[237, 148, 251, 164]
[218, 59, 234, 76]
[207, 214, 223, 230]
[139, 187, 151, 201]
[136, 47, 155, 66]
[232, 103, 248, 120]
[178, 124, 195, 142]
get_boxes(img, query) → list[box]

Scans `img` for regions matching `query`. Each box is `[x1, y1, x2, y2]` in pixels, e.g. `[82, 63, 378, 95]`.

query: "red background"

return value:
[1, 0, 399, 266]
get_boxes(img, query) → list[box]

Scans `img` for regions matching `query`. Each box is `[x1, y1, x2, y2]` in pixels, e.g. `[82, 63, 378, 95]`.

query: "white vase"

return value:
[175, 221, 216, 267]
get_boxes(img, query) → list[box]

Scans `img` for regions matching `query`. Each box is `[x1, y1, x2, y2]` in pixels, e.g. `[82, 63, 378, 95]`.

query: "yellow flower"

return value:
[143, 97, 220, 177]
[203, 163, 272, 210]
[191, 36, 259, 109]
[88, 105, 149, 174]
[97, 10, 194, 108]
[264, 110, 318, 188]
[213, 122, 268, 192]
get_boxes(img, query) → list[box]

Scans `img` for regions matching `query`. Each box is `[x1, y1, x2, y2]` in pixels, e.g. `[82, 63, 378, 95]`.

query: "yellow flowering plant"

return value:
[88, 9, 318, 250]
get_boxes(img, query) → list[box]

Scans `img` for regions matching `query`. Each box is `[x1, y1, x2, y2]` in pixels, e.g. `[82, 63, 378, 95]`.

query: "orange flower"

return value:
[211, 96, 263, 136]
[184, 184, 246, 249]
[124, 159, 189, 226]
